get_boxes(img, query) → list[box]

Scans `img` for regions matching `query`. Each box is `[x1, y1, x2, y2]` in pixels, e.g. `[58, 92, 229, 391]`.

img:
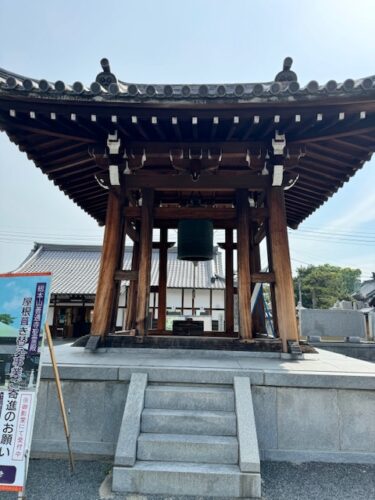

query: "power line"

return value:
[292, 231, 375, 243]
[289, 234, 375, 247]
[296, 225, 375, 237]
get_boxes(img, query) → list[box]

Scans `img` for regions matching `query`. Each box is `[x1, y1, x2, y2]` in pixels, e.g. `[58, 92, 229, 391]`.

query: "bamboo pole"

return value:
[45, 323, 75, 472]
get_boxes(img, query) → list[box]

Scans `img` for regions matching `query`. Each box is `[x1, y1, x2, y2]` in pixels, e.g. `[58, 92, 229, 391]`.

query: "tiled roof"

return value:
[355, 278, 375, 301]
[12, 243, 225, 295]
[0, 58, 374, 103]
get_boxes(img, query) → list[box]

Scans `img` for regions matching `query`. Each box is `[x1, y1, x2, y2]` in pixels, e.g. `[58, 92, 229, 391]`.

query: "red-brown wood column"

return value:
[265, 219, 278, 336]
[91, 190, 125, 337]
[236, 189, 252, 340]
[268, 187, 299, 351]
[110, 218, 127, 332]
[225, 229, 234, 335]
[136, 188, 154, 336]
[157, 227, 168, 331]
[251, 239, 266, 335]
[125, 229, 140, 330]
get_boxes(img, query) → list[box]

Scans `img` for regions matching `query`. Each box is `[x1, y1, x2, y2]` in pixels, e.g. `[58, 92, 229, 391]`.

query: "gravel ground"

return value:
[1, 459, 375, 500]
[261, 462, 375, 500]
[1, 459, 110, 500]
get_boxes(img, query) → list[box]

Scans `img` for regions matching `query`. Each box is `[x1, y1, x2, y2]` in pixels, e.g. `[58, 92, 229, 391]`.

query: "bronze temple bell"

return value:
[177, 220, 214, 261]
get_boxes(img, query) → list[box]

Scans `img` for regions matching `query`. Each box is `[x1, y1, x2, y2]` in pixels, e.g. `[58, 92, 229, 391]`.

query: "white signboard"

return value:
[0, 273, 51, 494]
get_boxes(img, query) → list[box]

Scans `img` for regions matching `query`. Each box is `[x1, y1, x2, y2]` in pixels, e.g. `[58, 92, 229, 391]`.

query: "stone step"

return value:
[141, 408, 237, 436]
[137, 433, 238, 464]
[112, 461, 261, 498]
[145, 384, 235, 411]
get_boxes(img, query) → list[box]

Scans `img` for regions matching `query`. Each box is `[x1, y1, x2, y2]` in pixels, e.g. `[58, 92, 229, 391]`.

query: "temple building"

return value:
[12, 242, 226, 337]
[1, 57, 374, 353]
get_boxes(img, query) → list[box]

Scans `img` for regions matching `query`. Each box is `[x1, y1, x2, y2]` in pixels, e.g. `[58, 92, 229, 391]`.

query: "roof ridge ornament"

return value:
[95, 58, 117, 89]
[275, 57, 298, 82]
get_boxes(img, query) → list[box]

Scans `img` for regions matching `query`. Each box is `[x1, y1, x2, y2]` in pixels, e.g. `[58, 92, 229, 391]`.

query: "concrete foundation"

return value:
[32, 345, 375, 466]
[310, 341, 375, 362]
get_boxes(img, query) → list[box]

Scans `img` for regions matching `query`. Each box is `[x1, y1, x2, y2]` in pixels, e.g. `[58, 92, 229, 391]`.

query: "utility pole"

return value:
[312, 288, 317, 309]
[297, 279, 303, 308]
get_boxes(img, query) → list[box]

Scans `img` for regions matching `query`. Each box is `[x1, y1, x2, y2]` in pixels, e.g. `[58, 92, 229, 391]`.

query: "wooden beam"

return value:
[268, 187, 299, 352]
[2, 120, 95, 143]
[136, 188, 154, 336]
[126, 223, 139, 242]
[124, 172, 270, 191]
[157, 227, 168, 331]
[225, 229, 234, 335]
[114, 270, 138, 281]
[218, 242, 238, 250]
[251, 272, 275, 283]
[236, 189, 252, 340]
[152, 241, 175, 249]
[124, 206, 268, 221]
[254, 224, 266, 245]
[292, 123, 375, 144]
[91, 190, 125, 337]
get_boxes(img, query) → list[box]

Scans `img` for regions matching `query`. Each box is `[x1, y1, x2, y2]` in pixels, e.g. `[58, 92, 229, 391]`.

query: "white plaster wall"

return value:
[118, 293, 126, 307]
[212, 290, 224, 309]
[116, 308, 124, 328]
[47, 307, 54, 325]
[195, 289, 210, 308]
[166, 289, 182, 309]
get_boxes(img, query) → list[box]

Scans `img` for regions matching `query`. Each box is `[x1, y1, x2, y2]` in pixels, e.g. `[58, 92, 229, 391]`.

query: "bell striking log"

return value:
[177, 219, 214, 261]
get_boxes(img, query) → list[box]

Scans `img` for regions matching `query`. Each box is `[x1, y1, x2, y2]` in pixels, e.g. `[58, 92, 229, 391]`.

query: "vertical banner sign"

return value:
[0, 273, 51, 493]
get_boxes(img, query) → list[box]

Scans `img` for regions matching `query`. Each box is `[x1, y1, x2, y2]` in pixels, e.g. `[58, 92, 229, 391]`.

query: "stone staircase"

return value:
[112, 375, 261, 499]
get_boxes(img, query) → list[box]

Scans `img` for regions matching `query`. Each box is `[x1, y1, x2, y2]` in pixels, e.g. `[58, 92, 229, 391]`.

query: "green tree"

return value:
[293, 264, 361, 309]
[0, 313, 15, 325]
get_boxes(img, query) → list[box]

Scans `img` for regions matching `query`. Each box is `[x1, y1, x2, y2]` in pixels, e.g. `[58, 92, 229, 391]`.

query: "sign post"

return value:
[0, 273, 52, 496]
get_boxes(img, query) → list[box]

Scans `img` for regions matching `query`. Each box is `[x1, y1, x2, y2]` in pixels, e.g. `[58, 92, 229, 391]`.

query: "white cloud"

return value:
[321, 193, 375, 234]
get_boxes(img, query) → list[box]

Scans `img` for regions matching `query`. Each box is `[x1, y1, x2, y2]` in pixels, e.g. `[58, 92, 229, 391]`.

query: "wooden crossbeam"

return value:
[152, 242, 175, 249]
[126, 223, 139, 242]
[251, 272, 275, 283]
[124, 206, 268, 221]
[114, 270, 138, 281]
[124, 172, 270, 191]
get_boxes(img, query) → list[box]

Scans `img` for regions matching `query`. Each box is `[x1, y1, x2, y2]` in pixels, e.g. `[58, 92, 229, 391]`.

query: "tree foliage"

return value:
[0, 313, 15, 325]
[293, 264, 361, 309]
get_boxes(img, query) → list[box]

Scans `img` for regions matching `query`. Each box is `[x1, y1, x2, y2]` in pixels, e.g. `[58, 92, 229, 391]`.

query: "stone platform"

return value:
[32, 344, 375, 465]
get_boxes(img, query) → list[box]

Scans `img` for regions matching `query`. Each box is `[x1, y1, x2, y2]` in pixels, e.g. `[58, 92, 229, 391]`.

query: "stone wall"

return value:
[31, 364, 375, 464]
[300, 308, 367, 340]
[32, 378, 128, 458]
[253, 385, 375, 463]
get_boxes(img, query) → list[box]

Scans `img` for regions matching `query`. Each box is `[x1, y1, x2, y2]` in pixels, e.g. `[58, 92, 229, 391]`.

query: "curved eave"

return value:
[0, 67, 374, 228]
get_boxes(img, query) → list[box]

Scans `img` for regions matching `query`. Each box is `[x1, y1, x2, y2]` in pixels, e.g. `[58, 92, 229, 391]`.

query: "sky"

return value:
[0, 0, 374, 281]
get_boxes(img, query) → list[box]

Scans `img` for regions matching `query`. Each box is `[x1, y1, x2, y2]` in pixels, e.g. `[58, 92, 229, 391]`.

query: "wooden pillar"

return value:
[266, 220, 278, 336]
[136, 188, 154, 336]
[125, 233, 139, 330]
[236, 189, 252, 340]
[251, 240, 266, 334]
[110, 218, 127, 332]
[157, 227, 168, 331]
[268, 187, 299, 352]
[225, 229, 234, 335]
[91, 190, 125, 337]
